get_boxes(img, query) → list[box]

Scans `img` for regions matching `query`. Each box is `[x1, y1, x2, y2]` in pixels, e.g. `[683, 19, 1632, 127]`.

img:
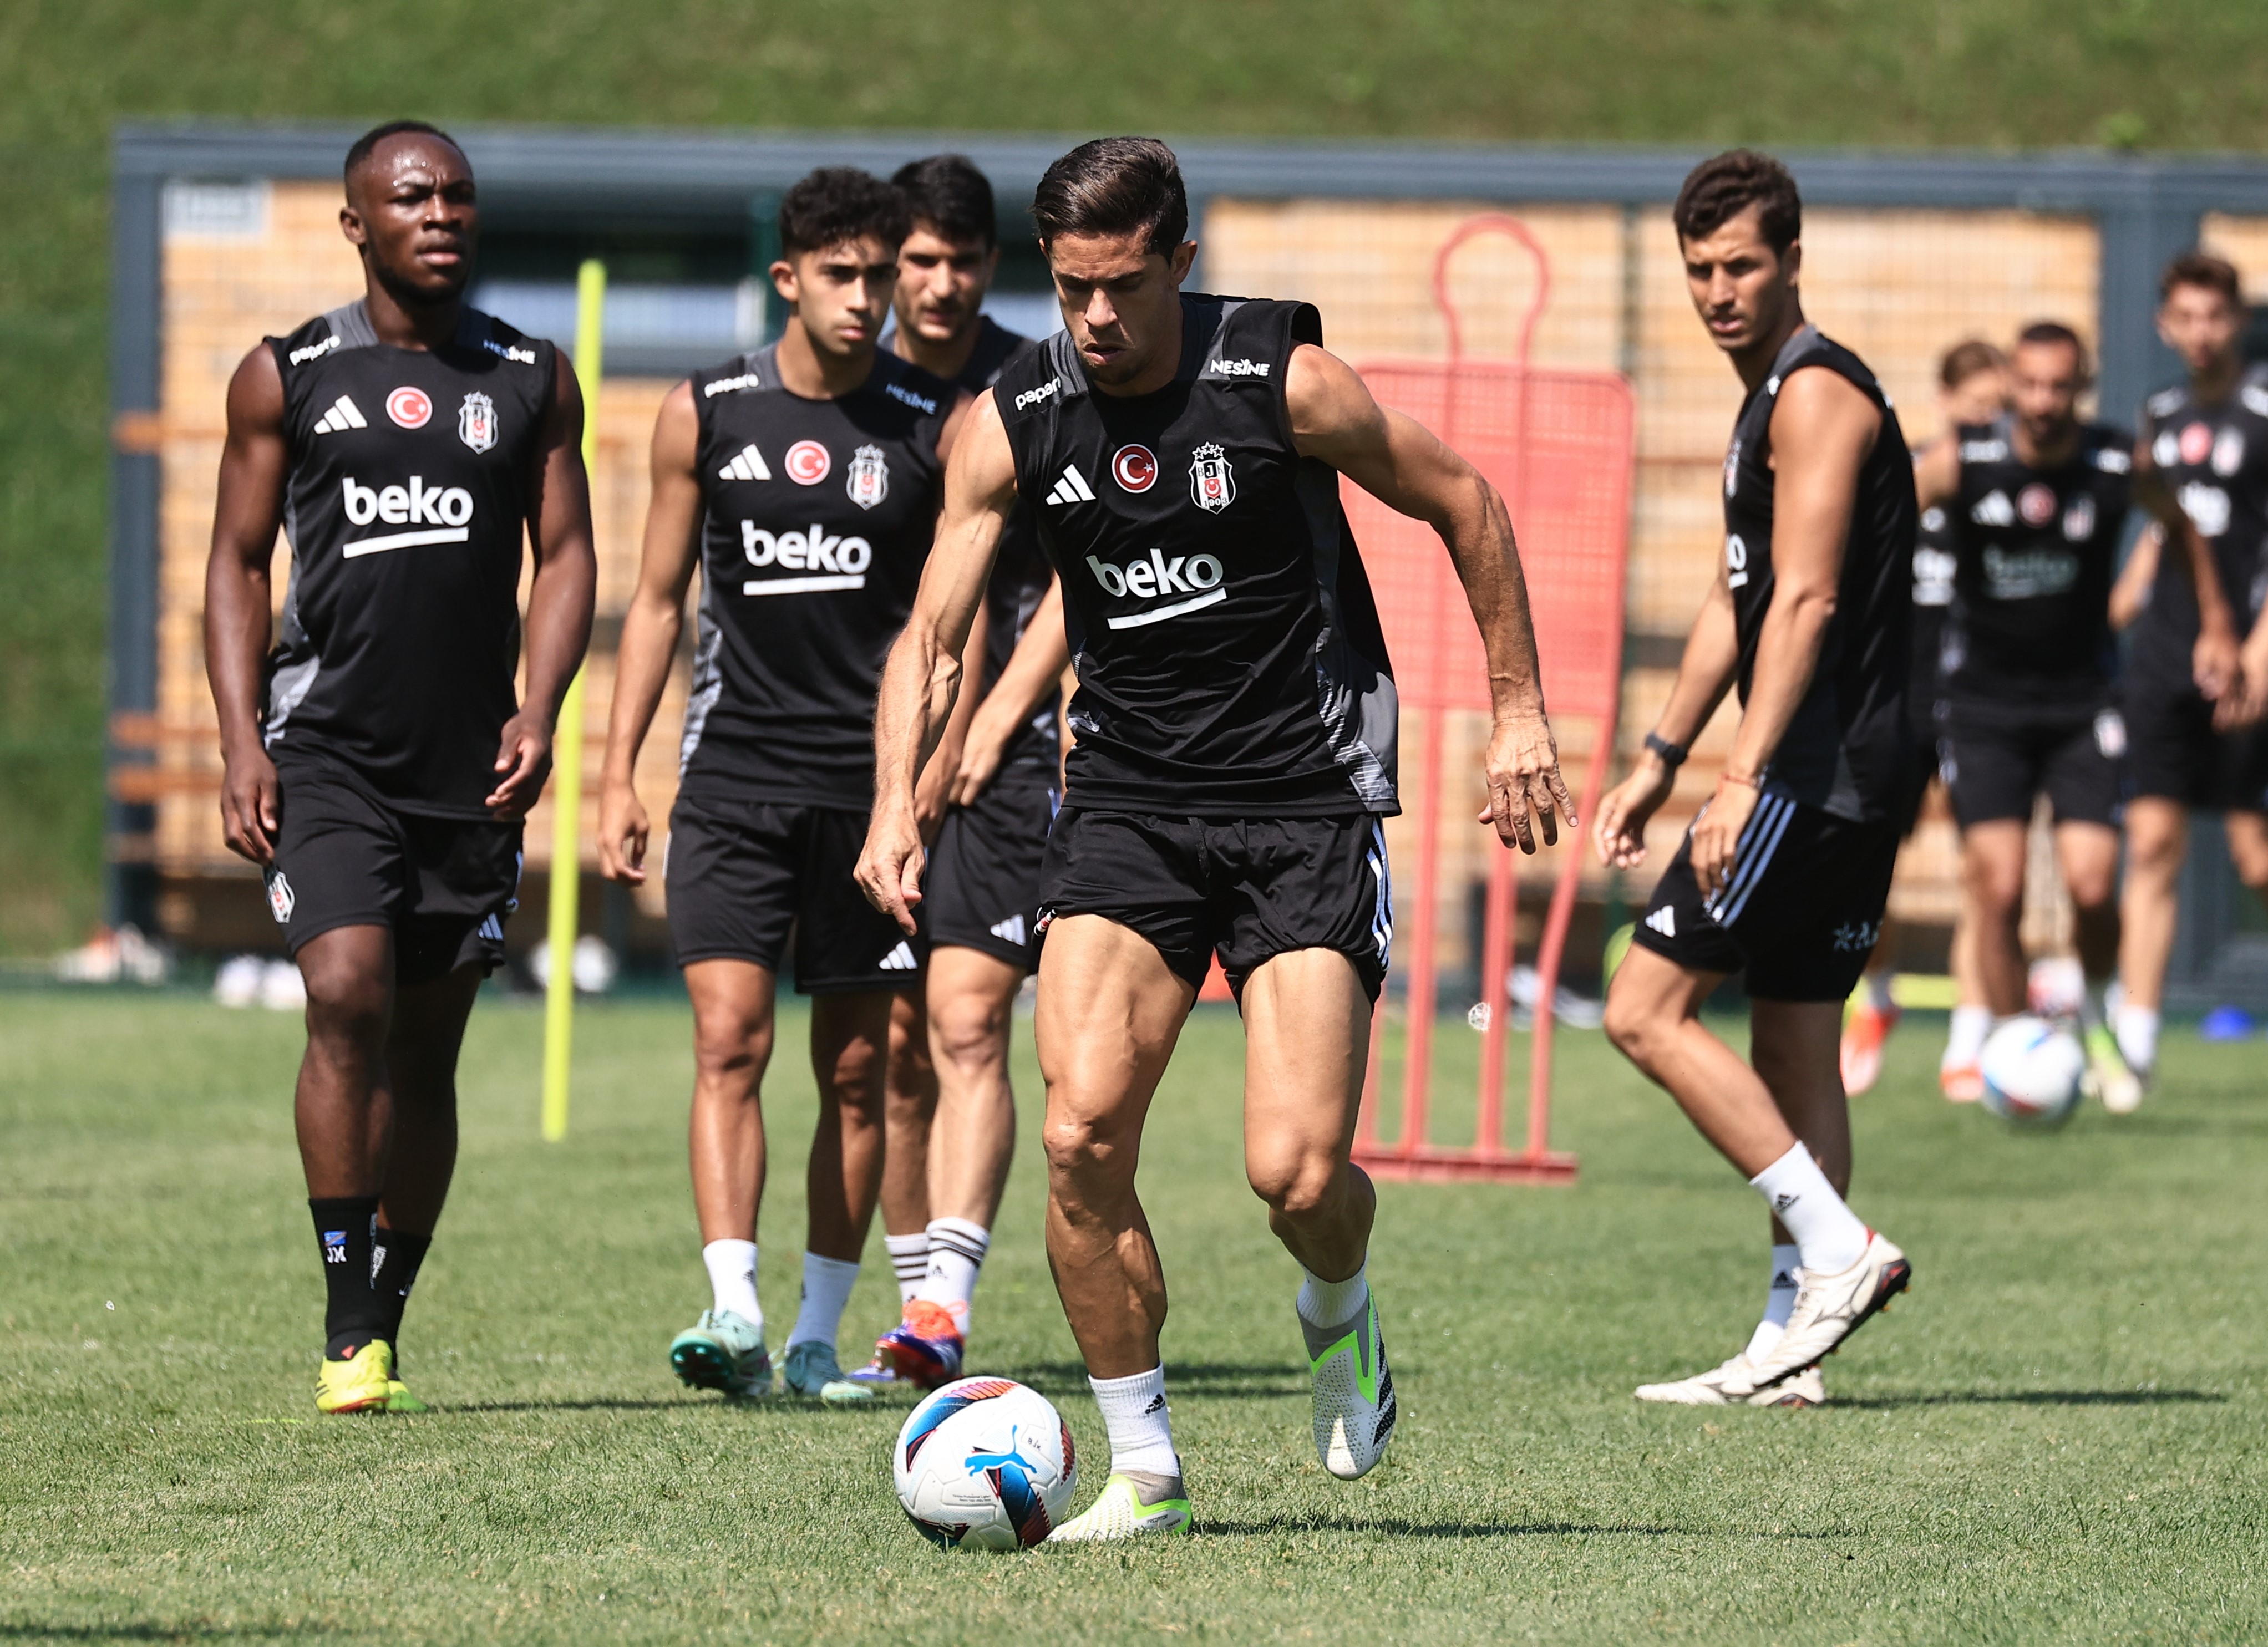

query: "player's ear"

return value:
[1169, 241, 1198, 284]
[339, 202, 367, 250]
[771, 258, 799, 307]
[1782, 239, 1802, 288]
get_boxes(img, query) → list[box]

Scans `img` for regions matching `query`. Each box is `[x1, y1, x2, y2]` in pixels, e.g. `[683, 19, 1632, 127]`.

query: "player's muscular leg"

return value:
[1961, 820, 2032, 1016]
[2056, 821, 2122, 983]
[1604, 945, 1800, 1177]
[2224, 810, 2268, 903]
[293, 924, 395, 1198]
[806, 992, 895, 1262]
[878, 989, 937, 1237]
[684, 959, 778, 1244]
[926, 947, 1024, 1225]
[373, 962, 483, 1234]
[1035, 916, 1193, 1379]
[2119, 799, 2190, 1011]
[1239, 949, 1376, 1284]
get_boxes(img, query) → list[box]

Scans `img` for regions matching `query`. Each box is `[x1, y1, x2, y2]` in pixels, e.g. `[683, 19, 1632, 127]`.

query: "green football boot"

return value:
[669, 1309, 773, 1400]
[780, 1339, 875, 1405]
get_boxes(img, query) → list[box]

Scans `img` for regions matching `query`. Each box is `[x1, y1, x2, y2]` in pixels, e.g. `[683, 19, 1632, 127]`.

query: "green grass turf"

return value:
[2, 992, 2263, 1643]
[9, 2, 2268, 946]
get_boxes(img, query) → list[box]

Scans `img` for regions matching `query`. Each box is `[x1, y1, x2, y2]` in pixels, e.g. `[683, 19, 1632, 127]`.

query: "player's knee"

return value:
[299, 959, 387, 1049]
[1041, 1109, 1130, 1190]
[930, 994, 1010, 1079]
[1602, 984, 1665, 1066]
[691, 1009, 772, 1082]
[1247, 1148, 1341, 1221]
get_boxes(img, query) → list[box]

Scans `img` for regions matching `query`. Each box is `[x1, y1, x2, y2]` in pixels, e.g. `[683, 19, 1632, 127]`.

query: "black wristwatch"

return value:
[1644, 731, 1688, 769]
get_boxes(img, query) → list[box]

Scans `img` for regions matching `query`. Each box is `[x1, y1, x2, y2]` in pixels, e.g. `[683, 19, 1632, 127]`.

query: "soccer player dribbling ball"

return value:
[1596, 151, 1913, 1410]
[858, 137, 1574, 1541]
[204, 122, 597, 1414]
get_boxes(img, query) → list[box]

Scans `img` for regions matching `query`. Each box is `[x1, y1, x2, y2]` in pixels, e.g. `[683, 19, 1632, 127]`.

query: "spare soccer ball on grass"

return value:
[894, 1376, 1077, 1550]
[1979, 1014, 2086, 1125]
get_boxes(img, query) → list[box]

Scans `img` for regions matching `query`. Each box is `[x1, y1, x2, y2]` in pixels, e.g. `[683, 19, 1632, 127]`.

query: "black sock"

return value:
[309, 1196, 385, 1360]
[371, 1226, 433, 1363]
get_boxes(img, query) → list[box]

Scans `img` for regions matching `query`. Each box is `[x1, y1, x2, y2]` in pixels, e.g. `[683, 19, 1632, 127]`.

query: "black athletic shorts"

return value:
[926, 773, 1057, 972]
[2122, 667, 2268, 812]
[1630, 794, 1900, 1003]
[265, 759, 521, 985]
[1035, 809, 1393, 1003]
[1939, 698, 2124, 829]
[664, 794, 924, 993]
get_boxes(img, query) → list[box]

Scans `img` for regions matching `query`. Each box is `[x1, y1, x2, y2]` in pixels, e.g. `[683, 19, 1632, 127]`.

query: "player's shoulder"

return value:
[1193, 292, 1322, 379]
[865, 348, 957, 420]
[450, 307, 551, 370]
[689, 347, 779, 412]
[1955, 419, 2012, 466]
[2240, 363, 2268, 420]
[959, 316, 1032, 392]
[2082, 420, 2134, 472]
[268, 302, 380, 374]
[1773, 327, 1884, 404]
[2144, 383, 2191, 424]
[993, 329, 1084, 424]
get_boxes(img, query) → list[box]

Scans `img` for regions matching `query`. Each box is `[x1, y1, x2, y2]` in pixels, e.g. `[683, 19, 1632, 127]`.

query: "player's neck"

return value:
[2191, 351, 2244, 406]
[361, 273, 462, 352]
[2015, 416, 2081, 470]
[892, 313, 982, 383]
[1729, 299, 1806, 395]
[776, 317, 876, 399]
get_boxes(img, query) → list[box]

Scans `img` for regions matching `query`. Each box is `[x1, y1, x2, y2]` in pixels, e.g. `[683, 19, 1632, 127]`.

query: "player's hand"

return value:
[949, 698, 1019, 807]
[596, 777, 650, 883]
[486, 711, 555, 820]
[1478, 709, 1576, 853]
[2195, 622, 2242, 706]
[1591, 754, 1677, 871]
[218, 744, 280, 866]
[2216, 629, 2268, 731]
[1688, 776, 1762, 901]
[855, 802, 928, 936]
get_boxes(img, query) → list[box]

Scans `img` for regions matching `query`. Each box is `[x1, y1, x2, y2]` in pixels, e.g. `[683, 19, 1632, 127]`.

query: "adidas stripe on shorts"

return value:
[1629, 792, 1899, 1003]
[925, 771, 1057, 972]
[664, 795, 926, 993]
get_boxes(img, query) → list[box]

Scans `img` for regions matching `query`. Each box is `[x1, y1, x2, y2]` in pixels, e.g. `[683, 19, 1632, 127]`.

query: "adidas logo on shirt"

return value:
[988, 915, 1028, 947]
[878, 941, 919, 972]
[719, 444, 772, 482]
[1045, 465, 1096, 506]
[1645, 906, 1676, 938]
[312, 395, 368, 435]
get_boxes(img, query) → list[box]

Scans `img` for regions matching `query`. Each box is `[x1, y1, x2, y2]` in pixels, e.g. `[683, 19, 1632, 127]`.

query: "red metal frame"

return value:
[1348, 215, 1634, 1185]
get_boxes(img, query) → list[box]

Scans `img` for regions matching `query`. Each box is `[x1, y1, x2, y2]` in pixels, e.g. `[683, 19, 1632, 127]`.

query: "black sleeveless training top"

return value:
[2130, 367, 2268, 688]
[262, 301, 557, 816]
[992, 293, 1397, 817]
[678, 343, 957, 810]
[1720, 325, 1916, 822]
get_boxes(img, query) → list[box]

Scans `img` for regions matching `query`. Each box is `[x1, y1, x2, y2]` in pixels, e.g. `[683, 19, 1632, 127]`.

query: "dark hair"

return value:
[1939, 339, 2006, 389]
[1673, 149, 1802, 254]
[343, 120, 462, 189]
[2161, 250, 2244, 309]
[1032, 137, 1188, 256]
[892, 154, 997, 250]
[2013, 320, 2092, 379]
[777, 167, 912, 258]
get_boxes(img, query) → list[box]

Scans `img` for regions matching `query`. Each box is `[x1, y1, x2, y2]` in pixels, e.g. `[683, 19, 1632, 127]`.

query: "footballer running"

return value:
[204, 121, 596, 1414]
[858, 137, 1574, 1539]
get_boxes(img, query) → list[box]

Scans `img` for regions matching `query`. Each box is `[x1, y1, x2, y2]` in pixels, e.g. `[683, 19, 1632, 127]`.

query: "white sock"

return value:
[1944, 1005, 1993, 1070]
[1089, 1365, 1180, 1477]
[1296, 1260, 1370, 1328]
[2115, 1003, 2160, 1072]
[785, 1252, 861, 1350]
[701, 1238, 761, 1331]
[884, 1233, 930, 1305]
[916, 1217, 991, 1334]
[1749, 1143, 1869, 1275]
[1863, 970, 1895, 1013]
[1743, 1243, 1800, 1361]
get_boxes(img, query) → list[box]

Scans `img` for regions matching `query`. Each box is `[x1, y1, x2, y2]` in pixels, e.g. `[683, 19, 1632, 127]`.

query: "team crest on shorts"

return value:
[457, 391, 498, 454]
[846, 444, 890, 510]
[264, 868, 295, 925]
[1189, 443, 1235, 513]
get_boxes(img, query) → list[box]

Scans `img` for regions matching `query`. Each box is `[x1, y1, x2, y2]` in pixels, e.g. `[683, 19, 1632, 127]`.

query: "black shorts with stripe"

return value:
[1035, 810, 1393, 1003]
[925, 772, 1057, 972]
[1630, 793, 1899, 1003]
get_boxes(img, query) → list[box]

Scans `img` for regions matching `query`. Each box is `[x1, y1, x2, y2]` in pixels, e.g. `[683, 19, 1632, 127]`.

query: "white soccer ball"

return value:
[1979, 1014, 2086, 1125]
[893, 1376, 1077, 1551]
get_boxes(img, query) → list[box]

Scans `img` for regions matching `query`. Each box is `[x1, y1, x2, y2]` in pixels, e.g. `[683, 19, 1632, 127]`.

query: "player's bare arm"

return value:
[1687, 365, 1876, 899]
[1911, 434, 1961, 512]
[2109, 522, 2161, 632]
[858, 387, 1018, 929]
[488, 350, 597, 819]
[2132, 440, 2242, 709]
[907, 390, 983, 839]
[204, 344, 292, 865]
[1592, 565, 1742, 872]
[951, 577, 1069, 806]
[596, 379, 703, 883]
[1286, 342, 1574, 851]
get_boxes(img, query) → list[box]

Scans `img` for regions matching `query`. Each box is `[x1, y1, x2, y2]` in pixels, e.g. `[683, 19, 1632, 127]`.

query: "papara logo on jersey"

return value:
[339, 475, 475, 558]
[1112, 445, 1158, 492]
[386, 386, 433, 430]
[288, 334, 342, 366]
[1189, 443, 1235, 513]
[1722, 438, 1741, 499]
[1013, 377, 1062, 411]
[741, 520, 872, 595]
[846, 444, 890, 510]
[785, 440, 831, 485]
[1084, 548, 1226, 629]
[703, 372, 763, 398]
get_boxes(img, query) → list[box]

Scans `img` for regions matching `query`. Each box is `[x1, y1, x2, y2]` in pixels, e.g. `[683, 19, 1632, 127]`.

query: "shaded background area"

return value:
[9, 0, 2268, 954]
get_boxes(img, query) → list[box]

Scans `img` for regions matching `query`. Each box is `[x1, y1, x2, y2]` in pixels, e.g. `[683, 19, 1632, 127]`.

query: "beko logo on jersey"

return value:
[1013, 378, 1063, 410]
[1206, 356, 1270, 377]
[703, 373, 763, 398]
[741, 520, 872, 595]
[1084, 548, 1227, 629]
[883, 382, 938, 414]
[338, 475, 475, 558]
[288, 334, 342, 366]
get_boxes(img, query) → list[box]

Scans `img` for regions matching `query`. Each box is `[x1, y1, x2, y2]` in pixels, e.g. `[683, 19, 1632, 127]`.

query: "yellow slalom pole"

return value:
[542, 258, 606, 1142]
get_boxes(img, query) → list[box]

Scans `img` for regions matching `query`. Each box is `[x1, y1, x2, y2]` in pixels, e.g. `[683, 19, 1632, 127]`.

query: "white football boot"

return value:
[1302, 1292, 1397, 1479]
[1636, 1351, 1825, 1408]
[1045, 1471, 1192, 1543]
[1739, 1231, 1911, 1394]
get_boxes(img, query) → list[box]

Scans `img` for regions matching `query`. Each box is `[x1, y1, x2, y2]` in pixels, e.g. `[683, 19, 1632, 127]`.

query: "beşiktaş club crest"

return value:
[1189, 443, 1235, 513]
[457, 391, 499, 454]
[846, 443, 890, 510]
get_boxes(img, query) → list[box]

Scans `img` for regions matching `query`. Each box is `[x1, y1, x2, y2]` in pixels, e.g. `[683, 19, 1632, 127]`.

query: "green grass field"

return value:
[2, 991, 2262, 1643]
